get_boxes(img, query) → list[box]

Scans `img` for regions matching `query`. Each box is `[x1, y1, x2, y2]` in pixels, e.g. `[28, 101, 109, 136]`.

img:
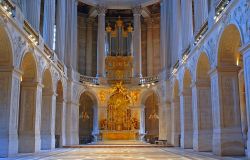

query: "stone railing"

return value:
[214, 0, 232, 21]
[139, 75, 159, 86]
[79, 75, 99, 85]
[193, 20, 208, 46]
[0, 0, 66, 75]
[0, 0, 15, 18]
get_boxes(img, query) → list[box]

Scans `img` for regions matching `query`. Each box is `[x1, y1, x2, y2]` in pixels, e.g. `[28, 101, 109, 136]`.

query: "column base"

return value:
[41, 134, 55, 150]
[213, 128, 245, 156]
[193, 130, 212, 151]
[18, 133, 41, 153]
[181, 131, 193, 149]
[171, 132, 181, 147]
[0, 133, 18, 157]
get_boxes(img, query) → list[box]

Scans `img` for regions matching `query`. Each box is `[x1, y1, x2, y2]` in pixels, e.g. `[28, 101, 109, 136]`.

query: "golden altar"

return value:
[99, 83, 140, 140]
[101, 130, 139, 140]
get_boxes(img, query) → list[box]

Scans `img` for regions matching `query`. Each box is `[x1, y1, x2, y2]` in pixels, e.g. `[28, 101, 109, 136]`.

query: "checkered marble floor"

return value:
[2, 148, 246, 160]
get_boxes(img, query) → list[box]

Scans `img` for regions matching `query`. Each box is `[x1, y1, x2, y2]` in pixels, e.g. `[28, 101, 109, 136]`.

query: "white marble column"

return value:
[132, 6, 142, 77]
[146, 18, 153, 76]
[65, 0, 78, 70]
[26, 0, 41, 31]
[243, 48, 250, 157]
[209, 67, 244, 156]
[18, 82, 43, 153]
[192, 81, 212, 151]
[55, 99, 66, 147]
[41, 91, 57, 150]
[92, 106, 99, 141]
[180, 89, 193, 149]
[86, 18, 94, 76]
[171, 99, 180, 147]
[0, 70, 21, 157]
[160, 1, 166, 71]
[194, 0, 208, 33]
[171, 0, 182, 62]
[43, 0, 56, 48]
[56, 0, 66, 61]
[181, 0, 194, 50]
[96, 6, 106, 77]
[72, 0, 78, 70]
[208, 0, 216, 28]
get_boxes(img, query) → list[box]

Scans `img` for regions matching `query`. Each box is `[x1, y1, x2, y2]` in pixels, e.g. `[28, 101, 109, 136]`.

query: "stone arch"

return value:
[171, 79, 181, 147]
[41, 69, 54, 150]
[141, 89, 160, 143]
[0, 25, 13, 68]
[217, 24, 242, 67]
[211, 23, 245, 155]
[78, 90, 98, 144]
[193, 52, 213, 151]
[0, 24, 16, 157]
[18, 52, 39, 153]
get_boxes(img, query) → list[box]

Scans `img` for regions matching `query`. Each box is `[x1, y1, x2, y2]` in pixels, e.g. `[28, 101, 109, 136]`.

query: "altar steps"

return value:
[63, 140, 172, 148]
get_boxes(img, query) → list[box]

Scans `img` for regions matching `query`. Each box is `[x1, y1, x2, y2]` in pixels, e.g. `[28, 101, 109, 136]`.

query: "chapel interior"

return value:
[0, 0, 250, 159]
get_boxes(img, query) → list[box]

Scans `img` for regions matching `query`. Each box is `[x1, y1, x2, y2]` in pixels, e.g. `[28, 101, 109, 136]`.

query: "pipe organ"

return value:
[105, 17, 134, 84]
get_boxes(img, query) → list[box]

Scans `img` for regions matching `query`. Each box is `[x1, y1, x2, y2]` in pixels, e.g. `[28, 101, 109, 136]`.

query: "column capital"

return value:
[132, 6, 142, 15]
[96, 5, 107, 15]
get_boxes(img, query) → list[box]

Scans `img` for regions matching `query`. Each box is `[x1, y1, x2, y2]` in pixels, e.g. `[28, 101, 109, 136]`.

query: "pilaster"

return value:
[209, 67, 244, 156]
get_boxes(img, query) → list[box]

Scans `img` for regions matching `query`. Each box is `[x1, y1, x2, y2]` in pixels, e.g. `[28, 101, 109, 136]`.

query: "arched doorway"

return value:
[18, 53, 39, 153]
[143, 92, 159, 144]
[171, 80, 181, 147]
[41, 69, 54, 150]
[210, 24, 245, 155]
[180, 69, 193, 149]
[55, 80, 65, 148]
[78, 92, 97, 144]
[193, 53, 213, 151]
[0, 26, 16, 157]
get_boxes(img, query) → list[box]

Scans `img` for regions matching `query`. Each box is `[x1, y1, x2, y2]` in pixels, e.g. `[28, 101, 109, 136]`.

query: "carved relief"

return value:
[13, 35, 27, 67]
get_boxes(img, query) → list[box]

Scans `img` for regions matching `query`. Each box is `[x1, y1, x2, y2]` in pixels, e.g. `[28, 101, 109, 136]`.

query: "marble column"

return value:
[171, 99, 180, 147]
[56, 0, 66, 61]
[132, 6, 142, 77]
[26, 0, 41, 32]
[43, 0, 56, 48]
[194, 0, 208, 33]
[146, 18, 153, 76]
[171, 0, 182, 63]
[96, 6, 106, 77]
[192, 81, 212, 151]
[160, 0, 166, 71]
[86, 18, 94, 76]
[72, 0, 78, 70]
[242, 48, 250, 157]
[181, 0, 194, 50]
[41, 91, 57, 150]
[0, 70, 21, 157]
[180, 89, 193, 149]
[209, 67, 244, 156]
[18, 82, 43, 153]
[65, 0, 78, 70]
[55, 99, 66, 147]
